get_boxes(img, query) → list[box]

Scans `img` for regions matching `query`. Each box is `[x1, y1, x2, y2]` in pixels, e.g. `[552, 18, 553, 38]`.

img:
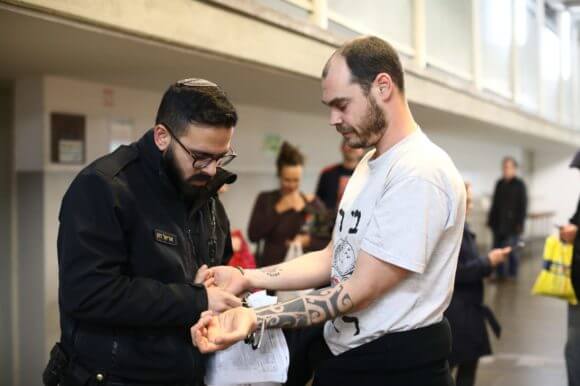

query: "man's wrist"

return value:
[245, 269, 259, 289]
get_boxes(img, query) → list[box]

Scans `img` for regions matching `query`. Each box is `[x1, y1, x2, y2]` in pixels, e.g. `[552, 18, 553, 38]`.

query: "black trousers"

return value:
[452, 360, 478, 386]
[286, 320, 454, 386]
[284, 326, 326, 386]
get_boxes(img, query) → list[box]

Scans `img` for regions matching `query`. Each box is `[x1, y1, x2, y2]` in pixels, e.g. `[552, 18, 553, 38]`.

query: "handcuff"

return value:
[244, 316, 267, 350]
[236, 266, 268, 350]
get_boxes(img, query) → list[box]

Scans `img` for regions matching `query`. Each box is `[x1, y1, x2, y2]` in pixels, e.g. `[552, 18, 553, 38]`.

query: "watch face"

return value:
[333, 239, 356, 279]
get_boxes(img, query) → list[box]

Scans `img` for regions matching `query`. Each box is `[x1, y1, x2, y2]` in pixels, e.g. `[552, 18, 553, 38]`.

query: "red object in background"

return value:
[227, 229, 256, 269]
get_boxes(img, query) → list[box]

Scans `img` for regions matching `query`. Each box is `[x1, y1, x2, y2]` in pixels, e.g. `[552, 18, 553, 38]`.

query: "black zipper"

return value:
[184, 221, 195, 282]
[208, 198, 218, 267]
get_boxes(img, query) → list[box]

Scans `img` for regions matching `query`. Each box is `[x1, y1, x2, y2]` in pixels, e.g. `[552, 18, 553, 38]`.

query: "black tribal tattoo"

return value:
[255, 285, 354, 329]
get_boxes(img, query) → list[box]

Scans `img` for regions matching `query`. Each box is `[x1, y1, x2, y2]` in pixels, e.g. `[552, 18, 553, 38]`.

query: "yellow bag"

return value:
[531, 235, 578, 305]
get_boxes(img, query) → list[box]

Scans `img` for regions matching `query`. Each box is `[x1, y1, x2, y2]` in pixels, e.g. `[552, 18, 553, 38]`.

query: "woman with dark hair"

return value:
[445, 182, 511, 386]
[248, 142, 328, 267]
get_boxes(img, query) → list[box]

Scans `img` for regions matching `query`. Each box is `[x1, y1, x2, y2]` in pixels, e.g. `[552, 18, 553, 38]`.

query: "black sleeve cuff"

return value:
[481, 256, 493, 277]
[188, 283, 208, 322]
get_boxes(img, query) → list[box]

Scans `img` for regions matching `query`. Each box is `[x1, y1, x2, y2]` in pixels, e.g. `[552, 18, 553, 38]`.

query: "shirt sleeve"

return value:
[360, 177, 451, 274]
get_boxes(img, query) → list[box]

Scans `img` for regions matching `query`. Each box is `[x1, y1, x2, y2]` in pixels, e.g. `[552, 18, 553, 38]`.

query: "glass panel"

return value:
[480, 0, 512, 96]
[328, 0, 413, 49]
[541, 25, 560, 122]
[254, 0, 311, 23]
[515, 0, 539, 111]
[327, 19, 359, 40]
[425, 0, 472, 77]
[572, 29, 580, 130]
[560, 12, 573, 127]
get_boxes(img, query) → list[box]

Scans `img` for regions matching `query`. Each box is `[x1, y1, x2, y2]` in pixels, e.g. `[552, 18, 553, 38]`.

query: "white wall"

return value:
[530, 151, 580, 225]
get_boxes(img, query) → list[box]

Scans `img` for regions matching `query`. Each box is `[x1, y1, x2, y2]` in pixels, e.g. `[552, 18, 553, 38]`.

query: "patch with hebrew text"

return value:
[154, 229, 178, 246]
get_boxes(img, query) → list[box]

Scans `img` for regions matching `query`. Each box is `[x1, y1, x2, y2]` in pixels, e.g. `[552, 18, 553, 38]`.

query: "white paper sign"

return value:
[58, 140, 83, 163]
[109, 119, 133, 153]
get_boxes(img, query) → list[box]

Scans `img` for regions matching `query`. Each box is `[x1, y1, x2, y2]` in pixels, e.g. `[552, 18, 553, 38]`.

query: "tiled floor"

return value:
[475, 242, 570, 386]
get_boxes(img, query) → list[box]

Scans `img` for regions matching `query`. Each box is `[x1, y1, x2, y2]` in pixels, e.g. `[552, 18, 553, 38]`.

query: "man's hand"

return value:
[206, 287, 242, 313]
[560, 224, 578, 244]
[210, 266, 250, 296]
[275, 191, 305, 213]
[194, 264, 215, 288]
[487, 247, 511, 267]
[191, 307, 257, 353]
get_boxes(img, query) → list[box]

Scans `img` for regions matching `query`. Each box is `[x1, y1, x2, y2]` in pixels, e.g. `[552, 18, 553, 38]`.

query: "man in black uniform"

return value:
[48, 78, 242, 386]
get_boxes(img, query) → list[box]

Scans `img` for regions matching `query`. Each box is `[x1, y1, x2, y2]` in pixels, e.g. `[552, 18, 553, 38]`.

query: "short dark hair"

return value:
[276, 142, 304, 176]
[503, 156, 518, 168]
[155, 78, 238, 136]
[323, 36, 405, 95]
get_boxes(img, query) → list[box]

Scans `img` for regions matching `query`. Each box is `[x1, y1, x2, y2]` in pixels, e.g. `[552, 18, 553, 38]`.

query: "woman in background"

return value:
[445, 182, 511, 386]
[248, 141, 328, 267]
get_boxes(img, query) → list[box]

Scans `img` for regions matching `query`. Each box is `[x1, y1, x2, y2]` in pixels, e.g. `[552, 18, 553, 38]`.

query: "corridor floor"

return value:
[475, 242, 569, 386]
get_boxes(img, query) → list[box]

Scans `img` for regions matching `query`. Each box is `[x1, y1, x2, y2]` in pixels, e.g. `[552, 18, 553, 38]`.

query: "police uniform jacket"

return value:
[57, 129, 234, 383]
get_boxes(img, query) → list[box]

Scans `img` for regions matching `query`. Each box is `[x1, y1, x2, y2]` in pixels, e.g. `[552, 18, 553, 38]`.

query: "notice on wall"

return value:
[58, 140, 84, 163]
[109, 119, 134, 153]
[262, 133, 282, 156]
[51, 112, 86, 164]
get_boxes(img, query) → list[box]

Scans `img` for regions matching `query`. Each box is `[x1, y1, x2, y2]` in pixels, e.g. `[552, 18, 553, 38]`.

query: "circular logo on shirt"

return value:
[333, 239, 356, 280]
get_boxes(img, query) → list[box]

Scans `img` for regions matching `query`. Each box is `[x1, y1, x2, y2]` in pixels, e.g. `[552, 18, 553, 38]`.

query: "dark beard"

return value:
[336, 95, 386, 148]
[162, 144, 207, 202]
[364, 95, 387, 137]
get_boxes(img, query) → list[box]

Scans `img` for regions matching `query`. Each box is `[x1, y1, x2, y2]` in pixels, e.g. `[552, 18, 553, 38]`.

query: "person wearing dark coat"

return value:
[560, 150, 580, 386]
[46, 79, 243, 386]
[315, 138, 364, 213]
[248, 142, 329, 268]
[487, 156, 527, 278]
[446, 182, 511, 386]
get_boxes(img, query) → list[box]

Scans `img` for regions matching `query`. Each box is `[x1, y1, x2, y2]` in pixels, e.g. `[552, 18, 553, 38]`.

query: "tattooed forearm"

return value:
[260, 266, 282, 277]
[255, 285, 354, 329]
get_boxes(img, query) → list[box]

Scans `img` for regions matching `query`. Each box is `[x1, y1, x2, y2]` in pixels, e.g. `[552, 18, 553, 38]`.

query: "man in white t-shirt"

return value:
[191, 36, 466, 386]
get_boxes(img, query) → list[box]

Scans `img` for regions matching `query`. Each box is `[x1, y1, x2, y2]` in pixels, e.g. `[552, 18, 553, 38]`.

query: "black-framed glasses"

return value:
[162, 123, 237, 169]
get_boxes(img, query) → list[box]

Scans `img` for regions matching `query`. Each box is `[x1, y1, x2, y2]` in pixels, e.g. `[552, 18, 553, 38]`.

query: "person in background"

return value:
[315, 138, 365, 213]
[560, 150, 580, 386]
[218, 184, 257, 270]
[487, 156, 527, 279]
[445, 182, 511, 386]
[248, 141, 328, 267]
[227, 229, 256, 269]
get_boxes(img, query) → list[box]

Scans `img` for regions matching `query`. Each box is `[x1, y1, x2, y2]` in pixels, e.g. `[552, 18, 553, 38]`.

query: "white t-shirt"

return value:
[323, 128, 466, 355]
